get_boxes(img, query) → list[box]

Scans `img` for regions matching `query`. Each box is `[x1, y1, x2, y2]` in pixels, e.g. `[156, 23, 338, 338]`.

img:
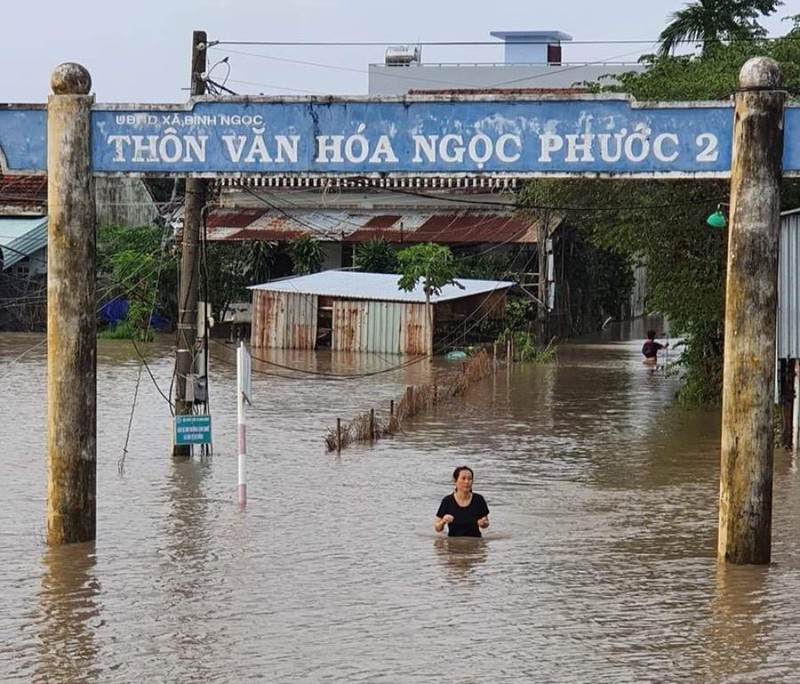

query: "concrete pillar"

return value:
[46, 63, 96, 544]
[718, 57, 785, 565]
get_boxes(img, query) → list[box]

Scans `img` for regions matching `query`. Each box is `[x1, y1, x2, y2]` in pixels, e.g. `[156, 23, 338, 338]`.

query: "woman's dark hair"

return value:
[452, 465, 474, 480]
[646, 330, 656, 340]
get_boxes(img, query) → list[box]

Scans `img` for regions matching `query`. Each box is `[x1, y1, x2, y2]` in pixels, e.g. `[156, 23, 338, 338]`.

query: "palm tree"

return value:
[657, 0, 782, 57]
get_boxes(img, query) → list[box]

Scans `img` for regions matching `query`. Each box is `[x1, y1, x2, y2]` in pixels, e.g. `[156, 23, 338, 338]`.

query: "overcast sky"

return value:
[2, 0, 795, 103]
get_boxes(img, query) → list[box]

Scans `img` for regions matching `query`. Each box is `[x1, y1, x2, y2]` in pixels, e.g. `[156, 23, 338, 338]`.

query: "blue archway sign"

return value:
[2, 97, 799, 177]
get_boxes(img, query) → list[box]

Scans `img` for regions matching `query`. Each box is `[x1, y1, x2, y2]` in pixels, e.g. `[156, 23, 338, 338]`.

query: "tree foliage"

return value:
[355, 237, 397, 273]
[657, 0, 783, 57]
[96, 225, 177, 338]
[287, 235, 325, 275]
[530, 20, 800, 404]
[396, 243, 462, 298]
[202, 240, 283, 321]
[455, 252, 520, 281]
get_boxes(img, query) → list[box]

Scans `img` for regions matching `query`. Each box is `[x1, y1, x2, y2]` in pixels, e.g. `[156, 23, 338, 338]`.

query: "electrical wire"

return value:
[118, 219, 176, 474]
[210, 36, 795, 47]
[210, 45, 648, 94]
[367, 183, 726, 212]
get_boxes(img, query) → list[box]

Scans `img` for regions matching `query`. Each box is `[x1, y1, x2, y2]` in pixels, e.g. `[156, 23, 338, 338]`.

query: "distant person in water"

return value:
[642, 329, 668, 366]
[435, 466, 490, 537]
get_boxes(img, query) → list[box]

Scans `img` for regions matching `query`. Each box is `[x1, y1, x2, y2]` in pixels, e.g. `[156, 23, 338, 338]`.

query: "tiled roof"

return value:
[0, 174, 47, 213]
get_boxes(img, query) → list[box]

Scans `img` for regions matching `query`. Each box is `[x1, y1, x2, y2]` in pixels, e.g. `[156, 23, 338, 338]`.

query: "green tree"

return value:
[397, 243, 463, 356]
[203, 242, 248, 323]
[243, 240, 278, 283]
[287, 235, 325, 275]
[355, 237, 397, 273]
[97, 225, 177, 338]
[539, 20, 800, 404]
[201, 240, 282, 323]
[455, 252, 518, 281]
[521, 176, 729, 403]
[397, 243, 462, 298]
[658, 0, 782, 57]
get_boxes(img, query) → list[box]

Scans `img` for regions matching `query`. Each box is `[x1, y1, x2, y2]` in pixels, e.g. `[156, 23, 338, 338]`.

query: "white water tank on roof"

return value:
[385, 45, 421, 66]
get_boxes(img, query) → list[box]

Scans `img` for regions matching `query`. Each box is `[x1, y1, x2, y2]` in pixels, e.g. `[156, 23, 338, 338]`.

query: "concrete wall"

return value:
[95, 178, 157, 228]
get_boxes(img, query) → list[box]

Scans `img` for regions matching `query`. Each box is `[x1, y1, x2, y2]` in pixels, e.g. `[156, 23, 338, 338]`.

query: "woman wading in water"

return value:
[434, 466, 490, 537]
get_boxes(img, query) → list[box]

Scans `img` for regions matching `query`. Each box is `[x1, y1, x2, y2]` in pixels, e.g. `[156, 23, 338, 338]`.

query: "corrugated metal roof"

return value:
[0, 216, 48, 269]
[205, 207, 546, 244]
[0, 174, 47, 212]
[249, 270, 514, 304]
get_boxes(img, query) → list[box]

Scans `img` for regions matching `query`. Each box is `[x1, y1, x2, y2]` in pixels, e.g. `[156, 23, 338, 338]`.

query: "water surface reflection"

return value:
[3, 332, 800, 682]
[433, 536, 489, 582]
[36, 543, 100, 684]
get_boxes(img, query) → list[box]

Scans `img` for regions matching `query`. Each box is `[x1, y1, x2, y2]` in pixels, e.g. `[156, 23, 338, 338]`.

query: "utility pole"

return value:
[718, 57, 785, 565]
[536, 209, 550, 345]
[46, 63, 96, 544]
[173, 30, 207, 459]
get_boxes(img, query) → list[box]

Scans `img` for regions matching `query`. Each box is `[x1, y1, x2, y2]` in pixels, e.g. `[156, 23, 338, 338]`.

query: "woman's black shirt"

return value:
[436, 493, 490, 537]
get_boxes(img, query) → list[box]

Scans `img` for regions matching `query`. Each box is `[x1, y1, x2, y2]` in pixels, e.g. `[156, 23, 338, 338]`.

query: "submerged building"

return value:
[250, 270, 513, 355]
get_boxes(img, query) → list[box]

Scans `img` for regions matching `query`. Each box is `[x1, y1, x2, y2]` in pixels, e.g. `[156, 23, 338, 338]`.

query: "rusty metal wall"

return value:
[402, 303, 431, 356]
[331, 300, 431, 355]
[251, 290, 318, 349]
[778, 211, 800, 359]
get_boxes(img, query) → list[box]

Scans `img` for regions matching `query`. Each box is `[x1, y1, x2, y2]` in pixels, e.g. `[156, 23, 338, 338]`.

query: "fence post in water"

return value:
[718, 57, 785, 565]
[46, 63, 96, 545]
[370, 409, 375, 441]
[390, 399, 395, 418]
[336, 418, 342, 453]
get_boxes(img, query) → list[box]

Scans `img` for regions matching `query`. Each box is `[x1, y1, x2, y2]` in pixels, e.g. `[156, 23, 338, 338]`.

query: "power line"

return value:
[210, 36, 795, 47]
[366, 182, 724, 212]
[210, 45, 648, 93]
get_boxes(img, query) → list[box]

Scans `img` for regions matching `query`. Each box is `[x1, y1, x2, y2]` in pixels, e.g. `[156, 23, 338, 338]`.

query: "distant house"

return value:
[250, 270, 514, 355]
[368, 30, 643, 96]
[0, 173, 158, 226]
[0, 215, 48, 330]
[204, 183, 561, 269]
[0, 173, 160, 331]
[0, 215, 47, 275]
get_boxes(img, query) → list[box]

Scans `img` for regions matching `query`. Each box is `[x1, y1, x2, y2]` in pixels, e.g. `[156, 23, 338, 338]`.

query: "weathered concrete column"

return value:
[718, 57, 785, 565]
[46, 63, 96, 545]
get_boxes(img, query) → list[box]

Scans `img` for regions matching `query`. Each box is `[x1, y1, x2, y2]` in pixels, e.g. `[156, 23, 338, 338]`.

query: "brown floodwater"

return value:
[2, 325, 800, 683]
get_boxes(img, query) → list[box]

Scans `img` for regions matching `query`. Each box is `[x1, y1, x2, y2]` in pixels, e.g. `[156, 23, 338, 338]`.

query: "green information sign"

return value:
[174, 414, 212, 445]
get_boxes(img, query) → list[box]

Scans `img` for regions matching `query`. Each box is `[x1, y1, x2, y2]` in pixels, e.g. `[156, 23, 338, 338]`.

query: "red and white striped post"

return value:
[236, 341, 252, 506]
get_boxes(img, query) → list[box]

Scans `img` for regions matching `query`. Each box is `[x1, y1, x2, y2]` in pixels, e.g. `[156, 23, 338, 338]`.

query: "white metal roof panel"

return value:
[0, 216, 48, 269]
[249, 270, 514, 304]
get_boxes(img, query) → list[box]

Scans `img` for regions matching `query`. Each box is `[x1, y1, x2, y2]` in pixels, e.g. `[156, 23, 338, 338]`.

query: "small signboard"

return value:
[174, 414, 212, 445]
